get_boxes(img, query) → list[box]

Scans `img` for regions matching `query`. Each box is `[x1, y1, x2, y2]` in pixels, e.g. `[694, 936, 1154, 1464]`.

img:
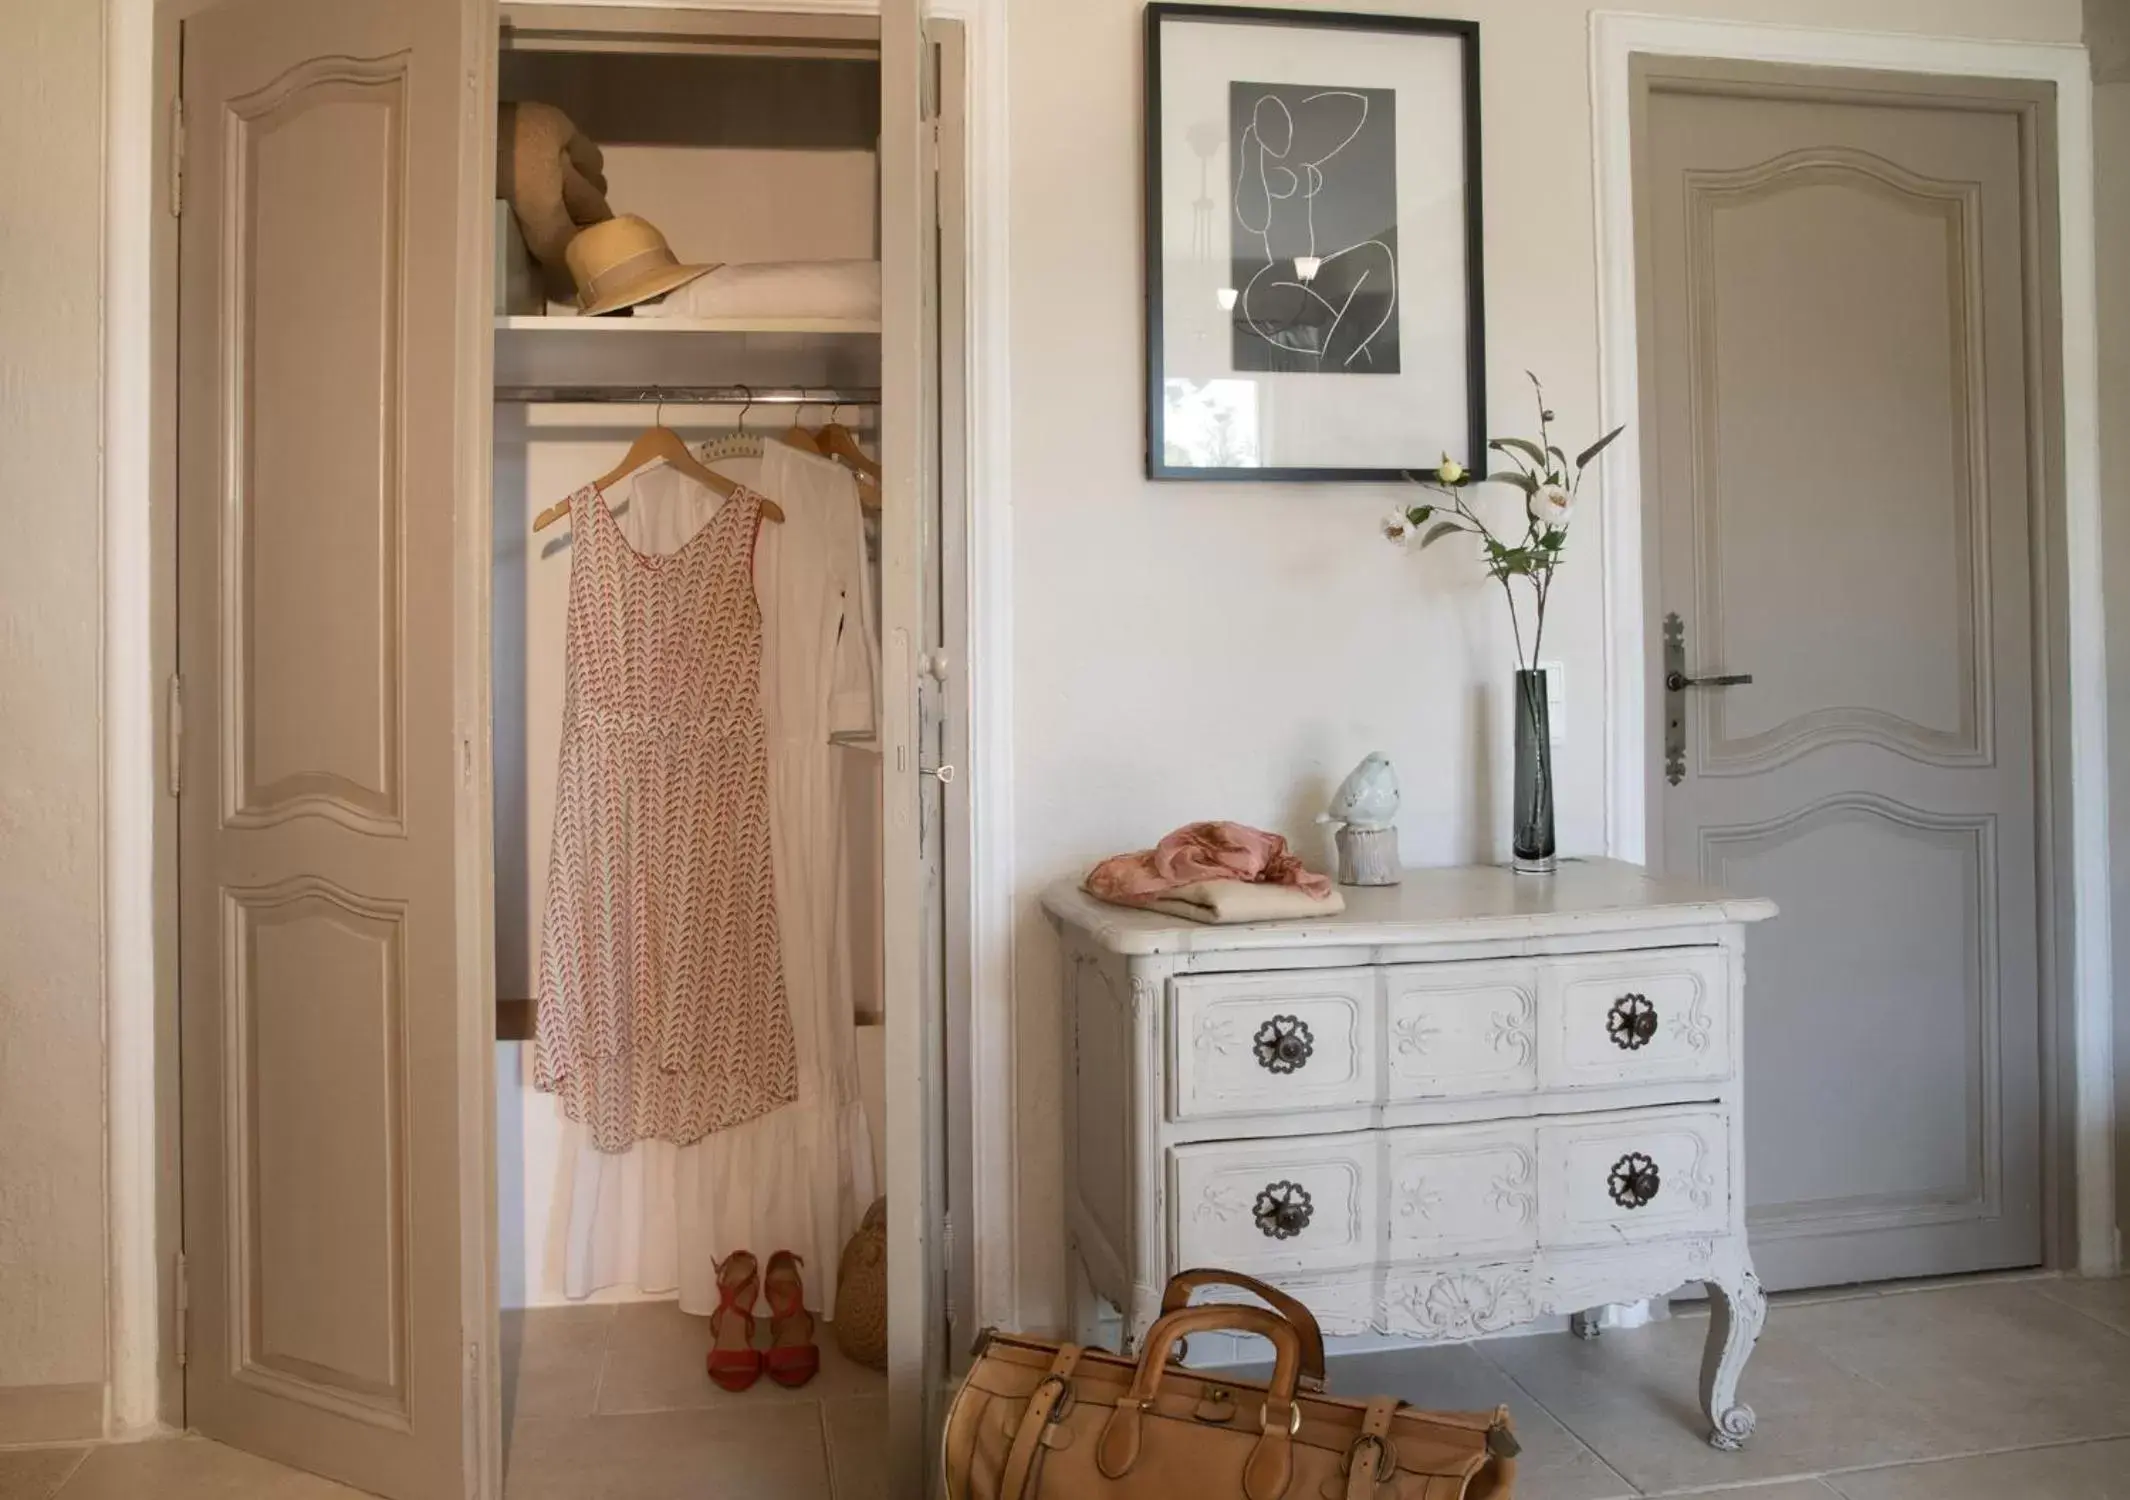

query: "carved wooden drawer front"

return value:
[1384, 1263, 1541, 1343]
[1540, 949, 1730, 1089]
[1385, 1121, 1540, 1262]
[1383, 960, 1540, 1101]
[1538, 1107, 1729, 1248]
[1170, 969, 1376, 1120]
[1047, 866, 1776, 1452]
[1172, 1131, 1377, 1274]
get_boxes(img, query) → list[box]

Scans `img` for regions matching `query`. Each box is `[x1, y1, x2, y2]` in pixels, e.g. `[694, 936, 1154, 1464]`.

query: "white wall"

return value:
[0, 0, 110, 1419]
[1004, 0, 2089, 1329]
[2089, 0, 2130, 1252]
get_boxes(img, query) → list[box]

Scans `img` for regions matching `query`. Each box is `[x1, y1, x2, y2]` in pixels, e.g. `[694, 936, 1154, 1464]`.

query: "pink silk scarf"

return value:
[1084, 821, 1333, 906]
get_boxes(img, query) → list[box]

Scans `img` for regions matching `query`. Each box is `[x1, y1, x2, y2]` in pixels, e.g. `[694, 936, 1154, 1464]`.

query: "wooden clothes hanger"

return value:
[777, 399, 822, 456]
[816, 401, 882, 512]
[532, 397, 785, 532]
[816, 403, 881, 478]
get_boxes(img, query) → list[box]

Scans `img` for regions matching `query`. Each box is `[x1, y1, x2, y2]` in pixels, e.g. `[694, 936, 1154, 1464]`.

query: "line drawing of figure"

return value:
[1231, 84, 1400, 374]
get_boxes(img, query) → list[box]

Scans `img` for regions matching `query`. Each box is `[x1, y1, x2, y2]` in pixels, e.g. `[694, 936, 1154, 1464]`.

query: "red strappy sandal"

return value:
[763, 1250, 820, 1389]
[707, 1251, 763, 1392]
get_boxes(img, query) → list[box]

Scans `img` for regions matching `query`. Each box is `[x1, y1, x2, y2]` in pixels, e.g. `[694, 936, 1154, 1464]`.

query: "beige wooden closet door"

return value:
[1637, 66, 2052, 1290]
[880, 0, 949, 1494]
[176, 0, 484, 1495]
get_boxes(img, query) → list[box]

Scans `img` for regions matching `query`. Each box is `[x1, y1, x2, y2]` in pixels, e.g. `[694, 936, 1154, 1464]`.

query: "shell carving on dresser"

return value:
[1045, 858, 1777, 1451]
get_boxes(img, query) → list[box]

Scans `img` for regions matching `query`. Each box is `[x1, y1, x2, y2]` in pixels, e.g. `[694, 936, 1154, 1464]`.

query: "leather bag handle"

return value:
[1098, 1305, 1302, 1500]
[1161, 1269, 1327, 1393]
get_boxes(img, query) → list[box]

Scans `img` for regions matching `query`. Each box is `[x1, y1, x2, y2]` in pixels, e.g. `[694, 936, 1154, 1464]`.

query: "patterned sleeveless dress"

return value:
[534, 483, 797, 1152]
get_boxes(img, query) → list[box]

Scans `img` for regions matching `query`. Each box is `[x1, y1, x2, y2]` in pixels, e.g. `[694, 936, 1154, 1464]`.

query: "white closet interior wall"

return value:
[491, 40, 886, 1309]
[501, 49, 883, 284]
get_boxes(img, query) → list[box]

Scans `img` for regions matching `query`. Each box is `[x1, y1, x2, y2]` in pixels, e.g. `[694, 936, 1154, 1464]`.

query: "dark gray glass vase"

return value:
[1513, 668, 1557, 874]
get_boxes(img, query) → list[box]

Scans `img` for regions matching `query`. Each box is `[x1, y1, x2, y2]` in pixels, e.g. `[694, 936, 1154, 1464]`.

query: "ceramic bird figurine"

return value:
[1322, 752, 1400, 831]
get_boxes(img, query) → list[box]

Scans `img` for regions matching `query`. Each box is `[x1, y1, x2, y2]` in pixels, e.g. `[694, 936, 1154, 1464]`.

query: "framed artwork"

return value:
[1144, 4, 1485, 481]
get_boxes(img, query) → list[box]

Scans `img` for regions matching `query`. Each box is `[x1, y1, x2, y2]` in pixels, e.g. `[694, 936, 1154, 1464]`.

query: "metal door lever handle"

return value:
[1665, 671, 1753, 692]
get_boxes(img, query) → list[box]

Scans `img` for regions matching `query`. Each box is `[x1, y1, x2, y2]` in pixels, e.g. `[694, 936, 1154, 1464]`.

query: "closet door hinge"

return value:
[464, 1339, 483, 1427]
[173, 1251, 190, 1368]
[941, 1213, 957, 1328]
[169, 94, 185, 218]
[166, 673, 184, 798]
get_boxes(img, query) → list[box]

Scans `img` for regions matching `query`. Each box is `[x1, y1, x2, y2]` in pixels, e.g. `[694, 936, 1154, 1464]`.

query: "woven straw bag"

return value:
[835, 1197, 889, 1371]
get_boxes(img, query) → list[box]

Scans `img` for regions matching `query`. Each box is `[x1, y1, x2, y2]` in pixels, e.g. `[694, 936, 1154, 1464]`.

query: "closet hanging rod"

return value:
[493, 384, 882, 406]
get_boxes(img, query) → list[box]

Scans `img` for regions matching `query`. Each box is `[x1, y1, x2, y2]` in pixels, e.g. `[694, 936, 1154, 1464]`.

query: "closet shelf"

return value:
[494, 316, 882, 395]
[495, 315, 882, 334]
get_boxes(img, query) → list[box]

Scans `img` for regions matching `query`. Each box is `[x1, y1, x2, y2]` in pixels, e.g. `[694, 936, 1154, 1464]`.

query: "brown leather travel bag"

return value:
[944, 1270, 1518, 1500]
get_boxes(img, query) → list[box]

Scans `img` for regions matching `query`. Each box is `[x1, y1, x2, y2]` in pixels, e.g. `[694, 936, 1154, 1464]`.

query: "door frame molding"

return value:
[1590, 11, 2117, 1276]
[99, 0, 1020, 1448]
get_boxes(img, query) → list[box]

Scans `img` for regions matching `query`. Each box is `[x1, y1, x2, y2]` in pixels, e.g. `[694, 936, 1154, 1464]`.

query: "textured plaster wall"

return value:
[0, 0, 110, 1392]
[1006, 0, 2089, 1327]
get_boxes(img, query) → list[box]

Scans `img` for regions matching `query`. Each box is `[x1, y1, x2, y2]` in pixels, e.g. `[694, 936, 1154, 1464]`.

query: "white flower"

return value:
[1382, 511, 1415, 542]
[1530, 482, 1573, 528]
[1436, 456, 1466, 484]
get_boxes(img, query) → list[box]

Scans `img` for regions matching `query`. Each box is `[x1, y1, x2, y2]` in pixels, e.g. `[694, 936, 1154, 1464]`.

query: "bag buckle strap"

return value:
[1260, 1399, 1303, 1436]
[1343, 1431, 1398, 1483]
[1032, 1373, 1076, 1426]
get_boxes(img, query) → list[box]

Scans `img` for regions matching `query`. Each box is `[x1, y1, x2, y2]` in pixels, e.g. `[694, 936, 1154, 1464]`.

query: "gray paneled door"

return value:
[176, 0, 481, 1494]
[1635, 62, 2056, 1289]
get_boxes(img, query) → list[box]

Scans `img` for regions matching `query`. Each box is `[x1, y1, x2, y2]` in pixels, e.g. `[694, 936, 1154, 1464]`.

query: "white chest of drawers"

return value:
[1043, 859, 1778, 1450]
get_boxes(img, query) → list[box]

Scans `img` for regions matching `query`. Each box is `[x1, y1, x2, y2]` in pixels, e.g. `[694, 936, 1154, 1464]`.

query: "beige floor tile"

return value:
[1663, 1484, 1840, 1499]
[1779, 1281, 2130, 1449]
[56, 1438, 371, 1500]
[512, 1303, 619, 1354]
[503, 1305, 615, 1426]
[2033, 1274, 2130, 1338]
[1824, 1437, 2130, 1498]
[1479, 1322, 1962, 1494]
[503, 1406, 831, 1500]
[823, 1396, 886, 1500]
[1297, 1344, 1635, 1500]
[597, 1299, 883, 1414]
[0, 1448, 87, 1500]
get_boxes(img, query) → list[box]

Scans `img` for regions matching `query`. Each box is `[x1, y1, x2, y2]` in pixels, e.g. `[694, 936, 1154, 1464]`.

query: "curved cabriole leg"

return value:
[1699, 1264, 1767, 1451]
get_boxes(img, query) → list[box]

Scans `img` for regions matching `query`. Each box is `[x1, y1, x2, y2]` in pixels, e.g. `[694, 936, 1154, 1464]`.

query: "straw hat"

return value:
[496, 102, 613, 292]
[565, 216, 721, 317]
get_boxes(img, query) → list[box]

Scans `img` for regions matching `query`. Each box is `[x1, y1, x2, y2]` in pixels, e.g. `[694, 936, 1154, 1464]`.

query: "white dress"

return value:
[556, 444, 880, 1311]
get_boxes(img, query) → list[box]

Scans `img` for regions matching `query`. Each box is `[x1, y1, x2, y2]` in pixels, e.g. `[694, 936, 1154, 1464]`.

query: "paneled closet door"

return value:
[175, 1, 488, 1497]
[879, 0, 952, 1494]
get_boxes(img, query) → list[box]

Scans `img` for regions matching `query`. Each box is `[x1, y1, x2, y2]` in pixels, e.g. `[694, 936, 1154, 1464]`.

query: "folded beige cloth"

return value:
[1130, 879, 1346, 926]
[497, 102, 614, 300]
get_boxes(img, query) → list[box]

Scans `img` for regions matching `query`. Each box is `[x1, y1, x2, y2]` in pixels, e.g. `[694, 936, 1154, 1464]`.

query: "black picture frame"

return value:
[1144, 3, 1486, 482]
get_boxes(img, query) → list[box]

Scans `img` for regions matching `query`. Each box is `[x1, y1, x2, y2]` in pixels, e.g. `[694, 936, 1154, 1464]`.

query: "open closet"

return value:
[164, 1, 964, 1497]
[484, 7, 942, 1492]
[489, 0, 890, 1303]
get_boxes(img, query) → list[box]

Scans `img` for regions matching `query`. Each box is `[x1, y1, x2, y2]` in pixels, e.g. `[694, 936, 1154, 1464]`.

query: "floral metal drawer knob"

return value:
[1253, 1015, 1314, 1074]
[1606, 993, 1658, 1051]
[1608, 1151, 1662, 1210]
[1253, 1180, 1314, 1239]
